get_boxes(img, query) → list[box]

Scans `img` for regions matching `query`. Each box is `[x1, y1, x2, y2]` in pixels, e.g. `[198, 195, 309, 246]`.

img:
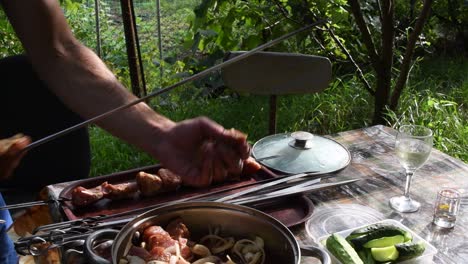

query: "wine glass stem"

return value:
[403, 171, 414, 198]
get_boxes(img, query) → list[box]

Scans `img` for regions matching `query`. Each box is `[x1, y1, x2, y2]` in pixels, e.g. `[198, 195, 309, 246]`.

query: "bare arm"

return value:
[1, 0, 173, 157]
[1, 0, 250, 187]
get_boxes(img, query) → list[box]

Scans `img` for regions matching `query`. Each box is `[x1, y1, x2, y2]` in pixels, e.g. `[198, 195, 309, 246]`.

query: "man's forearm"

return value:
[3, 0, 174, 157]
[37, 42, 176, 156]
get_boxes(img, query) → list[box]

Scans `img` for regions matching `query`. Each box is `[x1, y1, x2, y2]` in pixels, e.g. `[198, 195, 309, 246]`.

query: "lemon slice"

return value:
[371, 245, 399, 262]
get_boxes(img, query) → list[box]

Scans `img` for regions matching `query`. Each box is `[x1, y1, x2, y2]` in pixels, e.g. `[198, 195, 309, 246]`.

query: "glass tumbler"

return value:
[432, 189, 461, 229]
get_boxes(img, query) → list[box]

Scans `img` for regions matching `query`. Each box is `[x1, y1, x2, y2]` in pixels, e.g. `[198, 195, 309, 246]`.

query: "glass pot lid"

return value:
[251, 131, 351, 174]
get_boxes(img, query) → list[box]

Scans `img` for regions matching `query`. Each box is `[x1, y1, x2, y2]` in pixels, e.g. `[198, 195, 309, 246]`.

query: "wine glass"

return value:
[390, 125, 433, 213]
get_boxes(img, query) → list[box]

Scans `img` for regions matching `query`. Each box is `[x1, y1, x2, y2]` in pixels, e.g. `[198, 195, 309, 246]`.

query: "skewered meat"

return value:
[136, 171, 163, 197]
[136, 169, 182, 197]
[157, 169, 182, 191]
[101, 181, 139, 200]
[225, 157, 262, 182]
[242, 157, 262, 176]
[70, 169, 178, 207]
[70, 159, 260, 207]
[71, 185, 104, 207]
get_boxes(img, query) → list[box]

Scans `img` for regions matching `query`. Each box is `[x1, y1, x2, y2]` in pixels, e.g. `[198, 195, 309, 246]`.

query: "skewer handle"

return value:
[0, 200, 53, 211]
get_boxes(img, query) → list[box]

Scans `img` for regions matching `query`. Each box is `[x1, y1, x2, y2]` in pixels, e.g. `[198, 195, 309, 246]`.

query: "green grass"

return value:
[386, 56, 467, 162]
[89, 56, 467, 177]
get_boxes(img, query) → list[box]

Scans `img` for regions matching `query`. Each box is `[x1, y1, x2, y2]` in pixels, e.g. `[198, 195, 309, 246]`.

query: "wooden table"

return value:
[292, 125, 468, 263]
[11, 125, 468, 263]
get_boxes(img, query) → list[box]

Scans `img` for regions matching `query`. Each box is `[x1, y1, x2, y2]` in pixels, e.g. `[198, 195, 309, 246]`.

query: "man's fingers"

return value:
[220, 128, 250, 159]
[215, 143, 243, 175]
[190, 141, 214, 188]
[212, 157, 227, 184]
[196, 117, 250, 159]
[0, 135, 31, 180]
[9, 136, 31, 154]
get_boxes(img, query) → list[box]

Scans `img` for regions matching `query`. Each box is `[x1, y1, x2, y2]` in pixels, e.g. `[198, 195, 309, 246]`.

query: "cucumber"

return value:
[370, 246, 399, 262]
[348, 224, 412, 241]
[349, 223, 393, 236]
[395, 241, 426, 261]
[403, 231, 413, 242]
[363, 235, 405, 248]
[348, 225, 411, 249]
[326, 233, 364, 264]
[357, 249, 375, 264]
[357, 250, 366, 262]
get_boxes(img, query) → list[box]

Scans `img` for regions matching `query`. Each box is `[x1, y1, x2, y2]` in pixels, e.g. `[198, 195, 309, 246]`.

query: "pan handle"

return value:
[84, 229, 119, 264]
[300, 245, 331, 264]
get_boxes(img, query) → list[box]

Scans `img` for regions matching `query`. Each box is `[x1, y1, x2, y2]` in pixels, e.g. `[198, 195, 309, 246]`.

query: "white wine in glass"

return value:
[390, 125, 433, 213]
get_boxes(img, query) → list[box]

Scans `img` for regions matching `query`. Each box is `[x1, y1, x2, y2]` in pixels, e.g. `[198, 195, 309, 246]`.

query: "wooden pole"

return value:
[120, 0, 144, 97]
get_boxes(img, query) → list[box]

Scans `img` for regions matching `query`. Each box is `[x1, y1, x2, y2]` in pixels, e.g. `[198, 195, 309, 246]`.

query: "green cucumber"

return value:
[349, 223, 393, 236]
[403, 231, 413, 242]
[326, 233, 364, 264]
[357, 250, 366, 262]
[348, 225, 411, 249]
[371, 246, 399, 262]
[348, 224, 412, 240]
[357, 249, 375, 264]
[395, 241, 426, 261]
[363, 235, 405, 248]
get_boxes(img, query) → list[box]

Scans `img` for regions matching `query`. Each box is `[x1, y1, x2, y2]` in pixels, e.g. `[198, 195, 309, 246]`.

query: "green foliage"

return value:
[386, 57, 467, 162]
[0, 9, 23, 57]
[428, 0, 467, 53]
[88, 126, 155, 176]
[387, 92, 467, 162]
[61, 0, 132, 86]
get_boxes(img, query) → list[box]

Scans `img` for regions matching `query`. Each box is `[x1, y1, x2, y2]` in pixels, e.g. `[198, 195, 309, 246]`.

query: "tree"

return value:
[348, 0, 434, 124]
[186, 0, 435, 124]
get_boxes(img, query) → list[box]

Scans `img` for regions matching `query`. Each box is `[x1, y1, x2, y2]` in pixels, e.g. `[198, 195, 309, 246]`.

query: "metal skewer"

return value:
[29, 171, 317, 233]
[16, 177, 359, 255]
[0, 197, 71, 211]
[230, 178, 361, 205]
[0, 170, 316, 215]
[24, 20, 327, 152]
[215, 172, 320, 202]
[0, 199, 62, 211]
[0, 200, 48, 211]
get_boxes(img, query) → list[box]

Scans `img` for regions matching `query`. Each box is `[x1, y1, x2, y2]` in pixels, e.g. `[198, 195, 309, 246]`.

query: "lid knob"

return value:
[289, 131, 314, 149]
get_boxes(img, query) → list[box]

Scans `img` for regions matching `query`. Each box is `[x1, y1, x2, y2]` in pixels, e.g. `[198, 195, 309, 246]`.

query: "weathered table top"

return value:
[293, 125, 468, 264]
[13, 125, 468, 263]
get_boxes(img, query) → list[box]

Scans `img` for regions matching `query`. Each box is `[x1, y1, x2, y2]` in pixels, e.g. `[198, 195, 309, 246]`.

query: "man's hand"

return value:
[153, 117, 251, 188]
[0, 134, 31, 180]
